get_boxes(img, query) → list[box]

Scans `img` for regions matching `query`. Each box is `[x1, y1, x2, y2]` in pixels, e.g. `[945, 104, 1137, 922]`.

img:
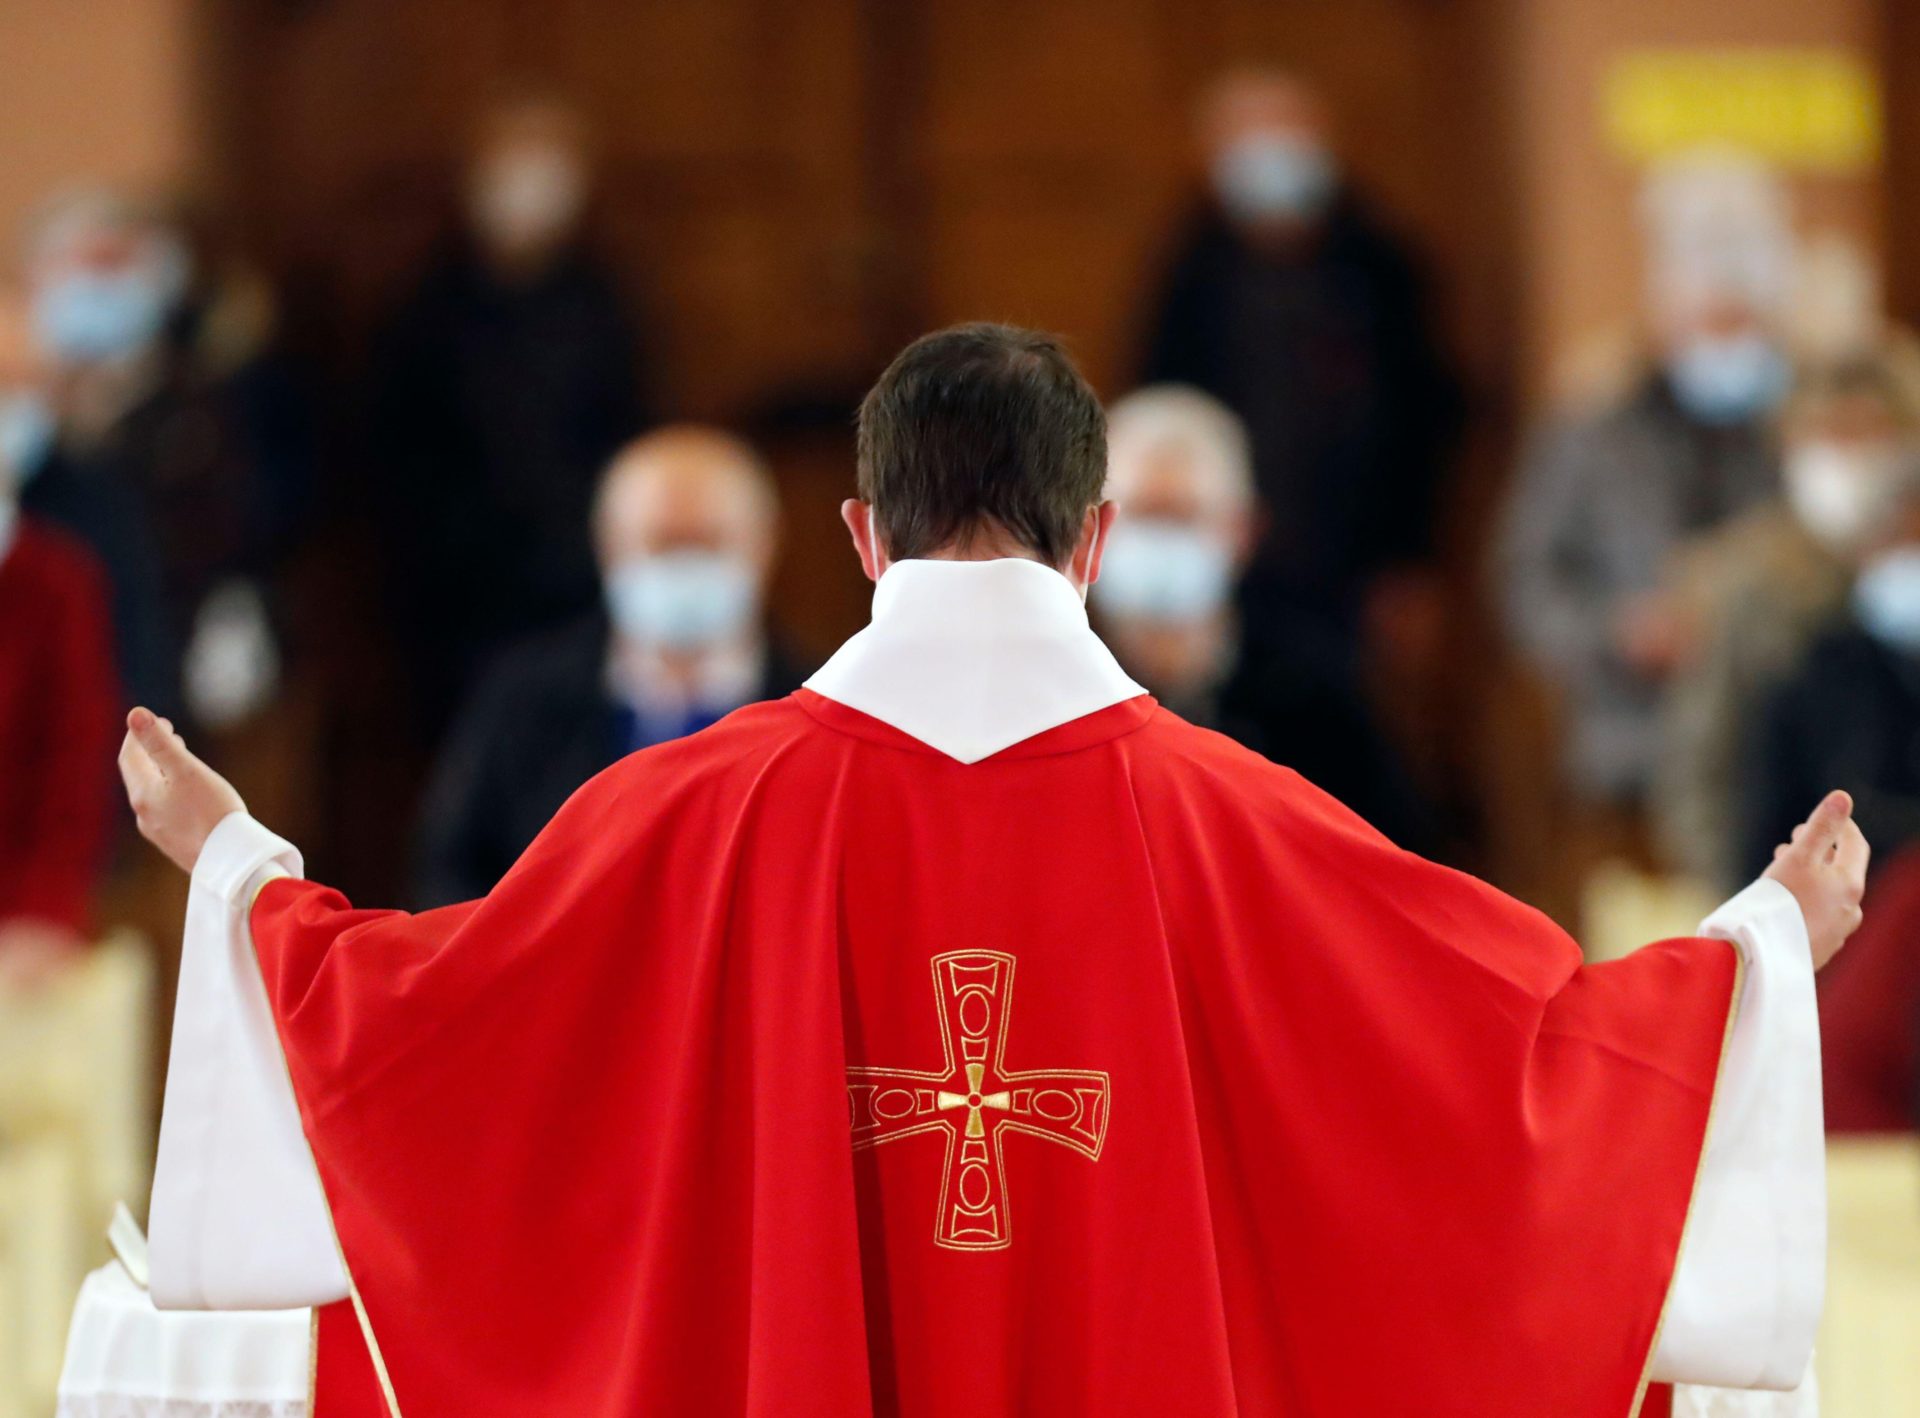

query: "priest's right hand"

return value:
[1763, 789, 1869, 971]
[118, 707, 246, 875]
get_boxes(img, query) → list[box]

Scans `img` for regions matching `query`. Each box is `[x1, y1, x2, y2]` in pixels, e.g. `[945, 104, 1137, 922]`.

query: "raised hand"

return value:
[1763, 789, 1870, 970]
[117, 707, 245, 874]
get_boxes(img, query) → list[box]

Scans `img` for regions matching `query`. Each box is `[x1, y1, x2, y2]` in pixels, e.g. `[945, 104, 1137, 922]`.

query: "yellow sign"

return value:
[1604, 49, 1880, 172]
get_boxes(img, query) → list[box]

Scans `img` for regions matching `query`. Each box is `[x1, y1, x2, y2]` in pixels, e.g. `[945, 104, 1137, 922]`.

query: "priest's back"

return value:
[203, 670, 1758, 1416]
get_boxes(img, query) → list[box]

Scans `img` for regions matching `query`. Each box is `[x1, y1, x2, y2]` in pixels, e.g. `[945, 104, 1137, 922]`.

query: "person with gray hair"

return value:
[1095, 384, 1433, 849]
[16, 186, 273, 724]
[1499, 153, 1795, 813]
[412, 425, 802, 906]
[1657, 340, 1920, 889]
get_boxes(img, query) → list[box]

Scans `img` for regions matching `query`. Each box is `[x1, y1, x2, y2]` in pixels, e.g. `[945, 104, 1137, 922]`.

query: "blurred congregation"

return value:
[7, 0, 1920, 1413]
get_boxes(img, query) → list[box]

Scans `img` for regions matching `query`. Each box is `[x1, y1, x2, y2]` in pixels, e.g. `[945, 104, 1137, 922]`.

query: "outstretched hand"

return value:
[117, 707, 245, 874]
[1763, 789, 1869, 971]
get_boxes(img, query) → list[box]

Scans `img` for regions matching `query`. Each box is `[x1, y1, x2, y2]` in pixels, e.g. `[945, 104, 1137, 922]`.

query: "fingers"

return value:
[1836, 815, 1871, 890]
[1805, 789, 1853, 842]
[1781, 789, 1856, 863]
[117, 725, 160, 801]
[127, 707, 192, 777]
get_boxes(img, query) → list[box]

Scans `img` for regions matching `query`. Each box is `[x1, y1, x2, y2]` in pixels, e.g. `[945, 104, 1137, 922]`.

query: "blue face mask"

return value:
[1094, 519, 1234, 623]
[1666, 332, 1789, 426]
[604, 551, 758, 650]
[1853, 547, 1920, 655]
[1213, 135, 1337, 225]
[33, 268, 174, 363]
[0, 391, 55, 485]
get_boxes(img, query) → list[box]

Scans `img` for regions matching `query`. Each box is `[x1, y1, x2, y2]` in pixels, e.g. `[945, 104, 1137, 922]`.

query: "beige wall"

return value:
[0, 0, 200, 261]
[1511, 0, 1884, 407]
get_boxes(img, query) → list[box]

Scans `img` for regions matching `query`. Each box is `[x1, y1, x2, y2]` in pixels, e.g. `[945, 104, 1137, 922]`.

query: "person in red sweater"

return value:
[0, 412, 120, 985]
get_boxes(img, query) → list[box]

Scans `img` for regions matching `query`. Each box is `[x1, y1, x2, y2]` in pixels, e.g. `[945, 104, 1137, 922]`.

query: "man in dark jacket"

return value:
[1091, 385, 1434, 854]
[1139, 69, 1461, 634]
[413, 426, 802, 906]
[1743, 575, 1920, 881]
[370, 94, 648, 734]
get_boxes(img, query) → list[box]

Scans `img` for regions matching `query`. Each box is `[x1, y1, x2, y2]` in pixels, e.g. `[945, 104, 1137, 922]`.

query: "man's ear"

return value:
[1073, 501, 1120, 590]
[841, 499, 886, 583]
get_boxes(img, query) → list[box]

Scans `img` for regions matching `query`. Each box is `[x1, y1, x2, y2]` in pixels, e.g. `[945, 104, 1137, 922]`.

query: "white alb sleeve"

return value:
[1649, 878, 1825, 1390]
[147, 811, 351, 1310]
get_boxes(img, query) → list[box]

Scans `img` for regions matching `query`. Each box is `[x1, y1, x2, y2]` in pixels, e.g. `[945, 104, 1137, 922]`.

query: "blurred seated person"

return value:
[1741, 447, 1920, 880]
[16, 189, 279, 729]
[371, 92, 648, 734]
[413, 427, 801, 906]
[1658, 340, 1920, 890]
[1138, 68, 1461, 643]
[0, 346, 119, 987]
[1092, 386, 1433, 851]
[1500, 154, 1793, 812]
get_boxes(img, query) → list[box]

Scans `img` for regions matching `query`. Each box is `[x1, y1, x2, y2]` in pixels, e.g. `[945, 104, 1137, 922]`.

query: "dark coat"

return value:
[1140, 199, 1462, 619]
[1741, 616, 1920, 880]
[369, 243, 647, 727]
[412, 613, 804, 907]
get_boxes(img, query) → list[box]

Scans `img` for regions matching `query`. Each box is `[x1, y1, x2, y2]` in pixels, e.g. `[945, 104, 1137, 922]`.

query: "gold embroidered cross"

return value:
[847, 951, 1111, 1250]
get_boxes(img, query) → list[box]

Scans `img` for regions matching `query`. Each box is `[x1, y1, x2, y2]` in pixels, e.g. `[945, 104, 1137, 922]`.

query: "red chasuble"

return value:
[251, 690, 1735, 1417]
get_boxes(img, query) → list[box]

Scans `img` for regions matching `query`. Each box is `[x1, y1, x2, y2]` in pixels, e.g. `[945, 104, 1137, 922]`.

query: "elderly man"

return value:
[371, 93, 648, 734]
[412, 425, 800, 905]
[1501, 154, 1793, 812]
[125, 326, 1852, 1416]
[1094, 385, 1432, 849]
[1139, 68, 1460, 637]
[16, 189, 262, 721]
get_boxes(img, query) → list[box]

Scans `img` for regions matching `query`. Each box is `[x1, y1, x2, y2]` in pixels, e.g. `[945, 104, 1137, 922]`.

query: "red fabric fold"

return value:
[251, 696, 1735, 1416]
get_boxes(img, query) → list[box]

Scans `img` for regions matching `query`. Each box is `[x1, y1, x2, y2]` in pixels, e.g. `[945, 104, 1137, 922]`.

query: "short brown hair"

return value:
[856, 323, 1107, 565]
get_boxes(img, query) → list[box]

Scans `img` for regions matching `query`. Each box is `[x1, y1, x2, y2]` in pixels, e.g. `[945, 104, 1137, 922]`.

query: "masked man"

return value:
[413, 426, 801, 905]
[17, 189, 268, 722]
[1657, 342, 1920, 889]
[1139, 68, 1461, 641]
[127, 326, 1850, 1416]
[370, 93, 648, 734]
[1094, 384, 1433, 850]
[1501, 154, 1794, 812]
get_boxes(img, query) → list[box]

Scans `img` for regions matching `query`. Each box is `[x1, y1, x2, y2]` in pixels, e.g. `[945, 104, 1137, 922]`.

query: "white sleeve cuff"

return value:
[147, 812, 351, 1310]
[1650, 877, 1825, 1389]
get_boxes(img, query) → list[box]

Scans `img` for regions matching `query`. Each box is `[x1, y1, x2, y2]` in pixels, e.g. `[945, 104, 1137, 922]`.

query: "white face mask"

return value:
[605, 551, 758, 650]
[1665, 331, 1789, 425]
[1093, 519, 1234, 623]
[1212, 134, 1337, 225]
[471, 147, 587, 253]
[1854, 546, 1920, 655]
[1784, 440, 1915, 555]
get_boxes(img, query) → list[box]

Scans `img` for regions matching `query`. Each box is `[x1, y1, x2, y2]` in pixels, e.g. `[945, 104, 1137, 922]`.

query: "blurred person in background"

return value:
[1499, 153, 1793, 819]
[16, 188, 282, 730]
[1138, 68, 1461, 648]
[0, 293, 119, 986]
[1094, 385, 1433, 850]
[1741, 448, 1920, 880]
[414, 426, 798, 906]
[371, 92, 649, 738]
[1657, 341, 1920, 891]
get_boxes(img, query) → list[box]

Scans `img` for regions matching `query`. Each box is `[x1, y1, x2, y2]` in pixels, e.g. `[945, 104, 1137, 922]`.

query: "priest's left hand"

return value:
[118, 706, 246, 874]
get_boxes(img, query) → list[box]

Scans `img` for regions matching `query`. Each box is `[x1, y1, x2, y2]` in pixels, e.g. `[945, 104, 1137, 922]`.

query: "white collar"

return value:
[804, 558, 1146, 763]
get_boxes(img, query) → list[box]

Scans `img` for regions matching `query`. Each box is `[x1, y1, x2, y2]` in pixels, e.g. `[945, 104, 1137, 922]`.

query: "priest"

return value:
[121, 323, 1861, 1417]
